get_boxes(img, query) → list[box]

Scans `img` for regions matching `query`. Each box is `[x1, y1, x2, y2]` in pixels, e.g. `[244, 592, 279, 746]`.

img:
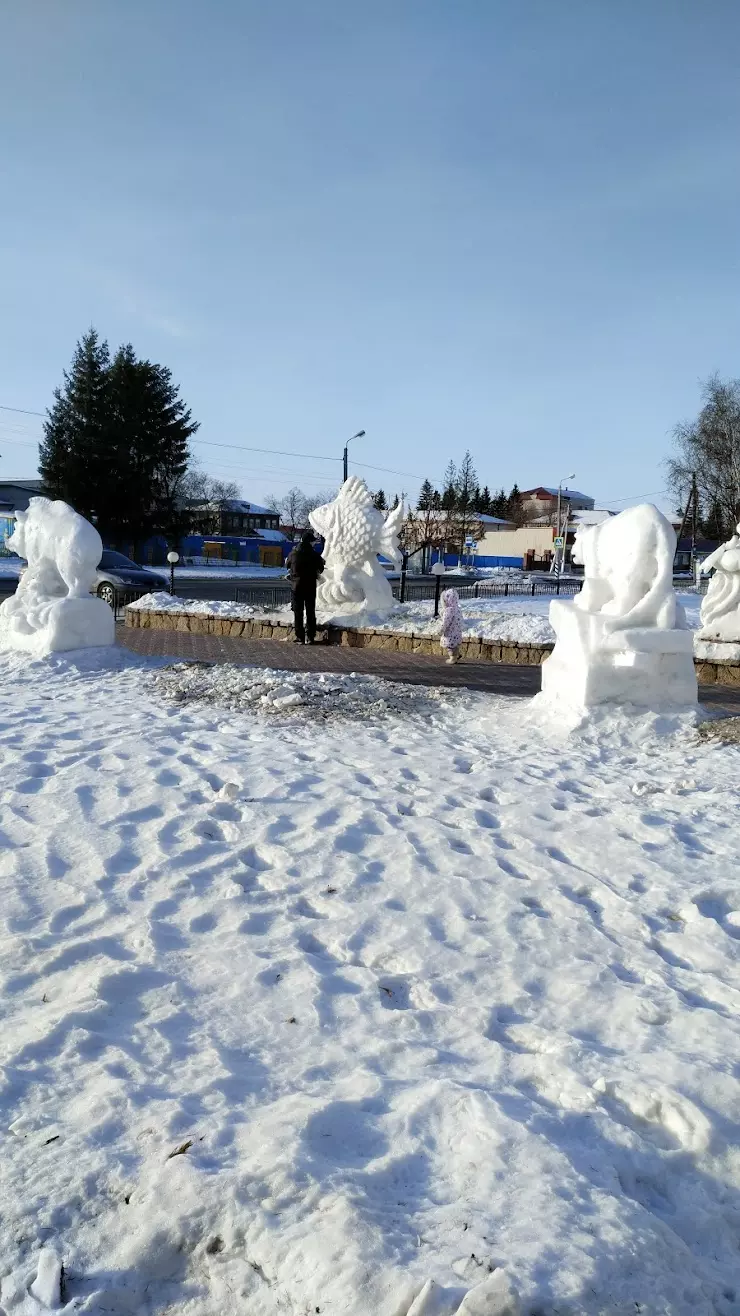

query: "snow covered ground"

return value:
[129, 590, 704, 647]
[0, 647, 739, 1315]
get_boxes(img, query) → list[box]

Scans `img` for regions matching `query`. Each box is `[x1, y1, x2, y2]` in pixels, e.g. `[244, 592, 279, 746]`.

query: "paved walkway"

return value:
[118, 624, 539, 696]
[118, 623, 740, 712]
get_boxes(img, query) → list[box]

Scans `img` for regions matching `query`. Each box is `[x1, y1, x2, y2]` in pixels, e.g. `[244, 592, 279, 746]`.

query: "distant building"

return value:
[176, 498, 290, 569]
[0, 480, 44, 554]
[0, 479, 44, 514]
[183, 498, 280, 536]
[519, 486, 595, 522]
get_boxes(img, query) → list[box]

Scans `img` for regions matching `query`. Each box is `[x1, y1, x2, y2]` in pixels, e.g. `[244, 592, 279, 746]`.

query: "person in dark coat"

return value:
[285, 530, 325, 643]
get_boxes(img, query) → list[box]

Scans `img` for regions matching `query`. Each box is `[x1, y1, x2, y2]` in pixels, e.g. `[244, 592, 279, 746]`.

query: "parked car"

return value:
[94, 551, 168, 605]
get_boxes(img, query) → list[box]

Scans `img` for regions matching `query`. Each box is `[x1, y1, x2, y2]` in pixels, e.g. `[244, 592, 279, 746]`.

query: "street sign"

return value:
[464, 537, 475, 547]
[554, 536, 564, 547]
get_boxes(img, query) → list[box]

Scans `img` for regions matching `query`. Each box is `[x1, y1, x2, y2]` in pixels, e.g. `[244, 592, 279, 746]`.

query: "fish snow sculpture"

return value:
[309, 477, 404, 615]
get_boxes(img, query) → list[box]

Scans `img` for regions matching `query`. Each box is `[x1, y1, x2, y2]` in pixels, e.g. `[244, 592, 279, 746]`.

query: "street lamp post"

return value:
[343, 430, 366, 483]
[167, 549, 180, 596]
[554, 474, 575, 576]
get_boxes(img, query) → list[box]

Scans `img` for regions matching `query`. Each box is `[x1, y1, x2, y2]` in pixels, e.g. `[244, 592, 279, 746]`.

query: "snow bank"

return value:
[129, 590, 704, 648]
[129, 590, 285, 620]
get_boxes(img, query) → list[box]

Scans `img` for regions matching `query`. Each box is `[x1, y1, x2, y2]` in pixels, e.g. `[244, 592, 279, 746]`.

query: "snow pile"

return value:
[0, 498, 114, 656]
[0, 648, 739, 1313]
[130, 590, 285, 620]
[152, 661, 462, 722]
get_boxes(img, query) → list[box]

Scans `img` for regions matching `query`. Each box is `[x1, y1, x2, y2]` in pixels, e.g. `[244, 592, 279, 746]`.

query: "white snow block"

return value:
[456, 1270, 520, 1315]
[29, 1247, 62, 1308]
[541, 601, 697, 710]
[406, 1278, 458, 1315]
[0, 596, 115, 657]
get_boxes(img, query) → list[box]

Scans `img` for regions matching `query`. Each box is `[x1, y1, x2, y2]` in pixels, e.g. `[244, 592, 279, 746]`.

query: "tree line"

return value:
[39, 329, 236, 548]
[415, 452, 522, 522]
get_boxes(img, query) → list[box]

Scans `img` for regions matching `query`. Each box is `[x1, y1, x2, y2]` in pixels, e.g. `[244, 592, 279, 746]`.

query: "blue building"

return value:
[117, 499, 293, 568]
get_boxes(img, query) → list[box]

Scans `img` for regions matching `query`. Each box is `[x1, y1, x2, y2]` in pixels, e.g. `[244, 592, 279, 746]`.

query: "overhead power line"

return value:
[596, 489, 669, 505]
[0, 403, 46, 418]
[0, 402, 426, 485]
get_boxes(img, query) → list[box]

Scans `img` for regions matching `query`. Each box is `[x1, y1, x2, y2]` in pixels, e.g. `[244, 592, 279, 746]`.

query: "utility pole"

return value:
[552, 473, 575, 575]
[676, 471, 699, 574]
[343, 430, 365, 483]
[691, 470, 698, 570]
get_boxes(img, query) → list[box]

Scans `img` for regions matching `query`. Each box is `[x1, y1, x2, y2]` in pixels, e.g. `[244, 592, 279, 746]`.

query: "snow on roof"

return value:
[257, 527, 289, 543]
[570, 508, 614, 525]
[521, 486, 593, 503]
[478, 514, 514, 525]
[220, 499, 275, 515]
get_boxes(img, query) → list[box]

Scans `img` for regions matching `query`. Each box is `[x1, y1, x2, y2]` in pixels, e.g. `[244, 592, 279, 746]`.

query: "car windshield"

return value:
[98, 551, 142, 571]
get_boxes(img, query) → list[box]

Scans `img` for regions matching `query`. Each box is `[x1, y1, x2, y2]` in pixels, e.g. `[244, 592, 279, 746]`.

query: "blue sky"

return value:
[1, 1, 739, 511]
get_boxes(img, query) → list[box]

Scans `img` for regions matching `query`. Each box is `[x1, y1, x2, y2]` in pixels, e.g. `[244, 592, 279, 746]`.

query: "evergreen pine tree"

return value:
[479, 485, 492, 514]
[137, 358, 198, 544]
[506, 483, 522, 524]
[441, 461, 458, 511]
[417, 478, 435, 510]
[431, 488, 442, 510]
[456, 451, 478, 512]
[40, 330, 198, 546]
[490, 487, 508, 518]
[373, 489, 387, 510]
[39, 328, 112, 521]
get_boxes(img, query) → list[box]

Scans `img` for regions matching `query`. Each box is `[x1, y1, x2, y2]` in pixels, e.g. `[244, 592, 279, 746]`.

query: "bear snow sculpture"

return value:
[0, 497, 114, 656]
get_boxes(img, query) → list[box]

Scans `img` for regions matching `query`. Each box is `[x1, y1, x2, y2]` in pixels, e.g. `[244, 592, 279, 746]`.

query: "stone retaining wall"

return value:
[125, 606, 740, 685]
[695, 658, 740, 687]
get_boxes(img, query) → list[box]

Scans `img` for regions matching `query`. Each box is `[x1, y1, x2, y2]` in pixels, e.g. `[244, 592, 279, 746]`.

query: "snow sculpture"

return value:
[697, 524, 740, 641]
[540, 504, 697, 709]
[309, 476, 404, 615]
[0, 497, 114, 657]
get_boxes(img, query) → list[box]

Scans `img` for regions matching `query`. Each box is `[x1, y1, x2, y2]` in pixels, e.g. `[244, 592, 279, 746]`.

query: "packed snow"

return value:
[0, 645, 739, 1314]
[128, 590, 704, 648]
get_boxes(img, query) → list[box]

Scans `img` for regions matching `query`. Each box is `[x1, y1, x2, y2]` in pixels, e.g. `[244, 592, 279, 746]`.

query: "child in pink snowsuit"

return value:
[440, 588, 463, 664]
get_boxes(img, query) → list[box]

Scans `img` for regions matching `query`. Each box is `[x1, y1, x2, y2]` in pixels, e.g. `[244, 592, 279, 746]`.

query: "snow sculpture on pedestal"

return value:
[540, 504, 697, 710]
[309, 476, 404, 615]
[0, 497, 115, 656]
[697, 524, 740, 642]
